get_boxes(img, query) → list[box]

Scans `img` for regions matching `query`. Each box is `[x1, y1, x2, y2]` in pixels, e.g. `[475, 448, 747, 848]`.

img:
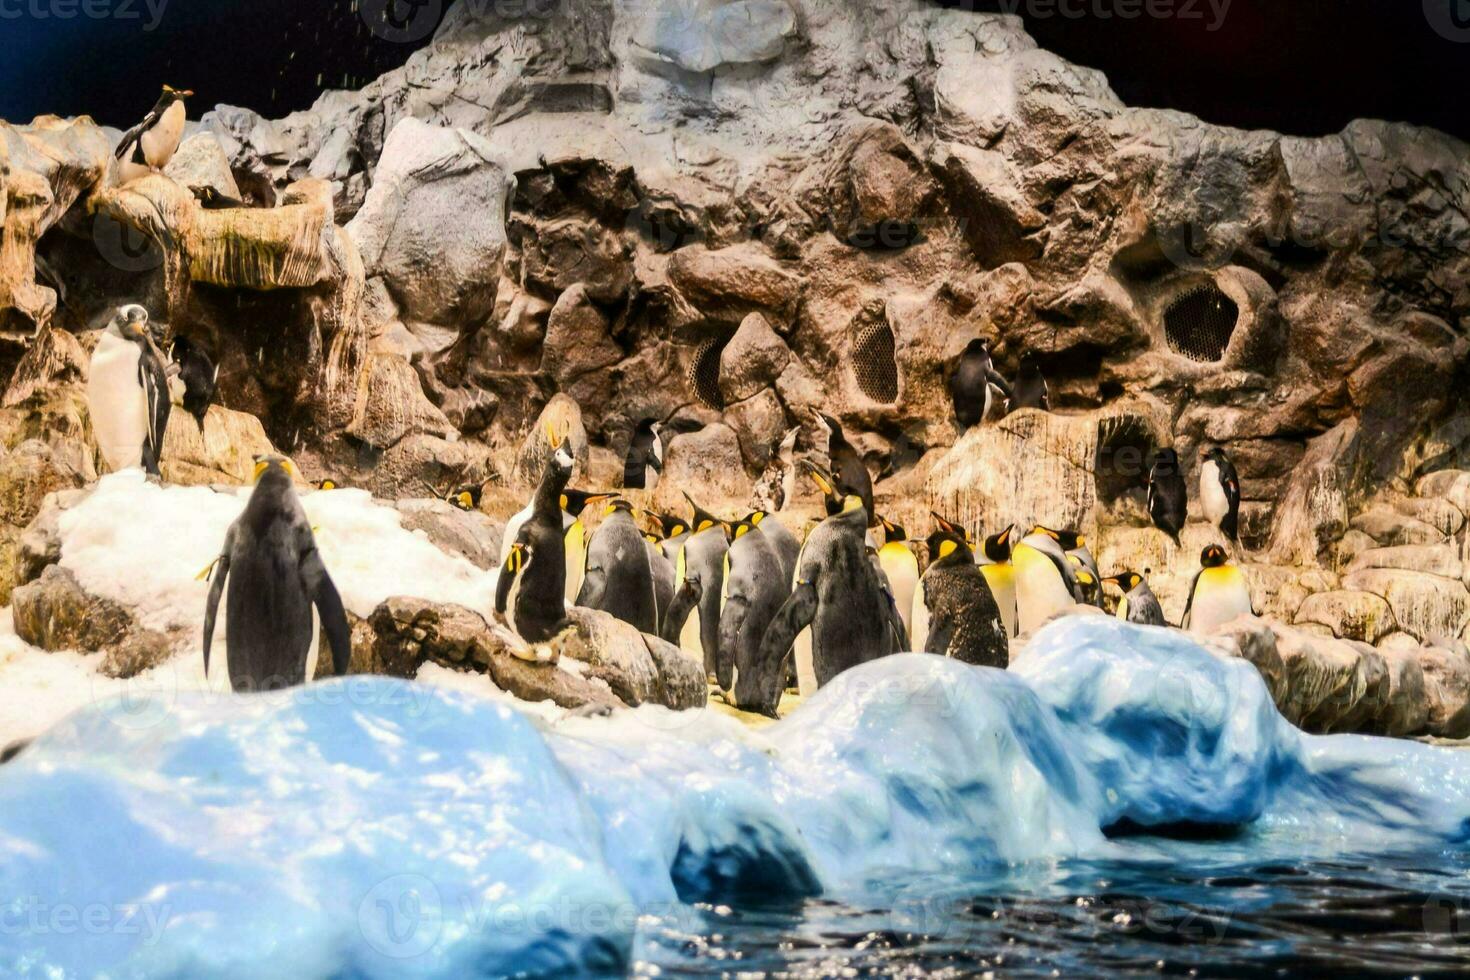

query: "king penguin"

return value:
[496, 442, 577, 642]
[560, 488, 610, 605]
[1200, 447, 1241, 544]
[202, 454, 351, 692]
[577, 499, 658, 633]
[978, 524, 1019, 638]
[949, 338, 1012, 430]
[814, 412, 874, 524]
[167, 335, 218, 430]
[660, 494, 730, 680]
[87, 304, 171, 477]
[1013, 526, 1086, 635]
[911, 512, 975, 648]
[623, 418, 665, 491]
[745, 509, 800, 585]
[915, 529, 1008, 668]
[1102, 570, 1166, 627]
[1148, 448, 1188, 545]
[876, 517, 920, 638]
[644, 528, 676, 630]
[718, 516, 793, 716]
[759, 492, 907, 696]
[115, 85, 193, 184]
[1181, 545, 1254, 634]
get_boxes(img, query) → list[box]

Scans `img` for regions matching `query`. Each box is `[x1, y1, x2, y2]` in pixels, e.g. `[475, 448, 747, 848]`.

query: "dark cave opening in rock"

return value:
[1163, 284, 1239, 363]
[689, 335, 729, 410]
[852, 318, 899, 403]
[1094, 414, 1156, 508]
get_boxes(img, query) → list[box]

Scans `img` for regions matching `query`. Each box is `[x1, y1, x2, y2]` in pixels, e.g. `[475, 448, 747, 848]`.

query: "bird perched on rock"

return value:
[914, 527, 1009, 668]
[497, 440, 579, 642]
[949, 338, 1012, 430]
[190, 185, 244, 209]
[1102, 570, 1166, 627]
[578, 499, 658, 634]
[202, 454, 351, 692]
[814, 412, 874, 524]
[1008, 353, 1050, 412]
[1148, 448, 1188, 545]
[623, 418, 665, 491]
[115, 85, 193, 183]
[1200, 447, 1241, 544]
[1182, 544, 1254, 634]
[87, 304, 171, 477]
[167, 336, 218, 430]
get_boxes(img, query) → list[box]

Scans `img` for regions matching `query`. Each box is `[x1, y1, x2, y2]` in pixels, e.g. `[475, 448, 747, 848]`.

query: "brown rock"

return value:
[10, 564, 177, 678]
[344, 351, 454, 451]
[1340, 568, 1470, 644]
[1418, 645, 1470, 739]
[667, 244, 800, 323]
[160, 406, 277, 486]
[652, 423, 751, 513]
[718, 313, 791, 404]
[1293, 590, 1396, 644]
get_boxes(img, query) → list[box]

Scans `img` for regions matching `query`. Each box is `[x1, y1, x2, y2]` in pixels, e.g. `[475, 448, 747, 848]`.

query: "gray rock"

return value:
[395, 498, 503, 571]
[162, 132, 243, 202]
[718, 313, 791, 404]
[652, 423, 751, 514]
[11, 565, 177, 679]
[1347, 543, 1463, 581]
[1349, 505, 1445, 546]
[1293, 590, 1396, 644]
[1340, 568, 1470, 644]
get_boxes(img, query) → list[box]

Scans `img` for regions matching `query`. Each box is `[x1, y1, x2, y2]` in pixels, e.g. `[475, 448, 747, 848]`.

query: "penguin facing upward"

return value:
[1181, 545, 1254, 634]
[87, 304, 171, 477]
[814, 412, 874, 524]
[1008, 354, 1050, 413]
[719, 518, 793, 716]
[497, 441, 588, 568]
[496, 441, 577, 642]
[115, 85, 193, 183]
[202, 454, 351, 692]
[915, 531, 1009, 668]
[660, 494, 730, 681]
[1102, 570, 1166, 627]
[949, 339, 1013, 430]
[802, 459, 847, 517]
[623, 419, 665, 491]
[577, 499, 658, 633]
[978, 524, 1019, 639]
[876, 517, 920, 638]
[1148, 448, 1188, 545]
[759, 493, 907, 696]
[1012, 527, 1085, 635]
[1200, 447, 1241, 543]
[167, 336, 218, 430]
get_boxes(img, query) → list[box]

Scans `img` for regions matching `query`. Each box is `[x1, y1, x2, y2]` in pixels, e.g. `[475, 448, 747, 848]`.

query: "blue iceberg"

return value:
[2, 616, 1469, 977]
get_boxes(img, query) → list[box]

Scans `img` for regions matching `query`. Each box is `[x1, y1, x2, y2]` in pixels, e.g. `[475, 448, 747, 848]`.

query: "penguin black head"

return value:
[550, 437, 575, 477]
[1103, 571, 1145, 592]
[560, 489, 611, 518]
[926, 529, 975, 567]
[1032, 525, 1085, 551]
[930, 512, 975, 547]
[682, 492, 725, 535]
[252, 453, 296, 485]
[963, 338, 990, 357]
[190, 185, 244, 210]
[653, 512, 690, 540]
[727, 518, 760, 541]
[449, 485, 483, 511]
[1201, 544, 1229, 568]
[602, 498, 638, 518]
[741, 510, 768, 527]
[878, 517, 907, 542]
[161, 84, 195, 102]
[107, 304, 150, 340]
[313, 478, 339, 491]
[1019, 352, 1043, 376]
[1201, 446, 1229, 465]
[983, 524, 1015, 562]
[1152, 448, 1181, 474]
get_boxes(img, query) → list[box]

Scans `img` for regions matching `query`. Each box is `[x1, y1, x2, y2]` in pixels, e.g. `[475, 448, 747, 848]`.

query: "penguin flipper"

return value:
[758, 580, 818, 673]
[301, 546, 352, 677]
[985, 368, 1014, 400]
[1179, 569, 1204, 629]
[660, 577, 702, 646]
[577, 562, 607, 610]
[494, 554, 520, 616]
[716, 593, 749, 693]
[201, 545, 232, 678]
[114, 115, 155, 160]
[924, 610, 954, 657]
[882, 589, 910, 653]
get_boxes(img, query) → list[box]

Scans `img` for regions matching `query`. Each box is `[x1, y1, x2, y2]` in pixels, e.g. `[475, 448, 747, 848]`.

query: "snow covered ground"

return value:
[4, 616, 1470, 978]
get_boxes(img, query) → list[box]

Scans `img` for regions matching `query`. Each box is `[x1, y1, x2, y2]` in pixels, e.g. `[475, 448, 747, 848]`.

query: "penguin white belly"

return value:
[980, 562, 1018, 638]
[791, 535, 817, 697]
[1187, 568, 1253, 634]
[878, 544, 918, 641]
[304, 606, 322, 682]
[498, 506, 531, 566]
[1201, 461, 1230, 528]
[141, 100, 186, 169]
[1013, 545, 1074, 635]
[910, 575, 931, 653]
[87, 333, 148, 473]
[644, 466, 660, 493]
[116, 155, 152, 184]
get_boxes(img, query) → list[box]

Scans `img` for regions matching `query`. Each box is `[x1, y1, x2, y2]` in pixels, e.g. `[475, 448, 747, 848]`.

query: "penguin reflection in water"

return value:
[202, 455, 352, 692]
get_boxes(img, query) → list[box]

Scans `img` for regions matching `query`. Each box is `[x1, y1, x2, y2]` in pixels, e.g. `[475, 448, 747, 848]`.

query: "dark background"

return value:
[0, 0, 1466, 141]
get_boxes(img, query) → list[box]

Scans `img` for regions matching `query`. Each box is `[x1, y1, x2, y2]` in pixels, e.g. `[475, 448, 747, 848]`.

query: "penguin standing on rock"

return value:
[577, 499, 658, 633]
[115, 85, 193, 184]
[623, 419, 665, 491]
[202, 454, 351, 692]
[949, 339, 1012, 430]
[1148, 448, 1188, 545]
[1102, 570, 1166, 627]
[814, 412, 874, 524]
[718, 517, 793, 716]
[1200, 447, 1241, 543]
[1008, 354, 1050, 413]
[1182, 545, 1254, 635]
[915, 529, 1009, 668]
[87, 304, 171, 477]
[167, 336, 218, 430]
[496, 442, 577, 642]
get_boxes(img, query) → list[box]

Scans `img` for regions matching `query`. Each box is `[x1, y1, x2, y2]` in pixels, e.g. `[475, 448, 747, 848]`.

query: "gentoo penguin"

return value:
[1012, 527, 1085, 635]
[660, 494, 730, 680]
[1181, 544, 1254, 634]
[978, 525, 1019, 638]
[915, 530, 1009, 668]
[1102, 571, 1167, 627]
[759, 493, 906, 696]
[1200, 447, 1241, 543]
[115, 85, 193, 183]
[814, 412, 874, 524]
[202, 454, 351, 692]
[496, 442, 577, 642]
[949, 339, 1012, 430]
[167, 336, 218, 430]
[746, 510, 800, 585]
[1008, 354, 1050, 412]
[87, 304, 171, 477]
[876, 517, 920, 638]
[1148, 448, 1188, 545]
[719, 517, 793, 716]
[623, 419, 665, 491]
[577, 499, 658, 633]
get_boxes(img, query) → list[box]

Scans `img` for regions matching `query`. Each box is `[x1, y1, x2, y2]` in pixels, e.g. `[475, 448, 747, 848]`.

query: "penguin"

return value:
[802, 459, 847, 517]
[977, 524, 1019, 639]
[1067, 544, 1103, 607]
[87, 304, 171, 477]
[496, 442, 577, 642]
[190, 185, 245, 210]
[1102, 570, 1167, 627]
[718, 517, 793, 716]
[876, 517, 920, 638]
[423, 479, 483, 512]
[651, 512, 691, 566]
[660, 494, 730, 681]
[623, 419, 665, 491]
[1200, 447, 1241, 543]
[949, 338, 1012, 430]
[313, 478, 342, 491]
[1148, 448, 1188, 545]
[915, 530, 1009, 668]
[814, 412, 874, 524]
[497, 464, 607, 604]
[1012, 526, 1087, 635]
[911, 512, 975, 647]
[758, 493, 907, 696]
[202, 454, 351, 692]
[1181, 544, 1254, 635]
[753, 425, 802, 514]
[645, 532, 676, 630]
[745, 510, 800, 585]
[0, 738, 31, 765]
[577, 499, 658, 633]
[1008, 353, 1050, 413]
[114, 85, 193, 183]
[167, 335, 218, 430]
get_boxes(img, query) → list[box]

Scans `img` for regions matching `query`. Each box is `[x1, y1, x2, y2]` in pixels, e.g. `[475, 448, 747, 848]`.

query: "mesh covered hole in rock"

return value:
[689, 336, 729, 410]
[851, 317, 899, 403]
[1164, 283, 1238, 363]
